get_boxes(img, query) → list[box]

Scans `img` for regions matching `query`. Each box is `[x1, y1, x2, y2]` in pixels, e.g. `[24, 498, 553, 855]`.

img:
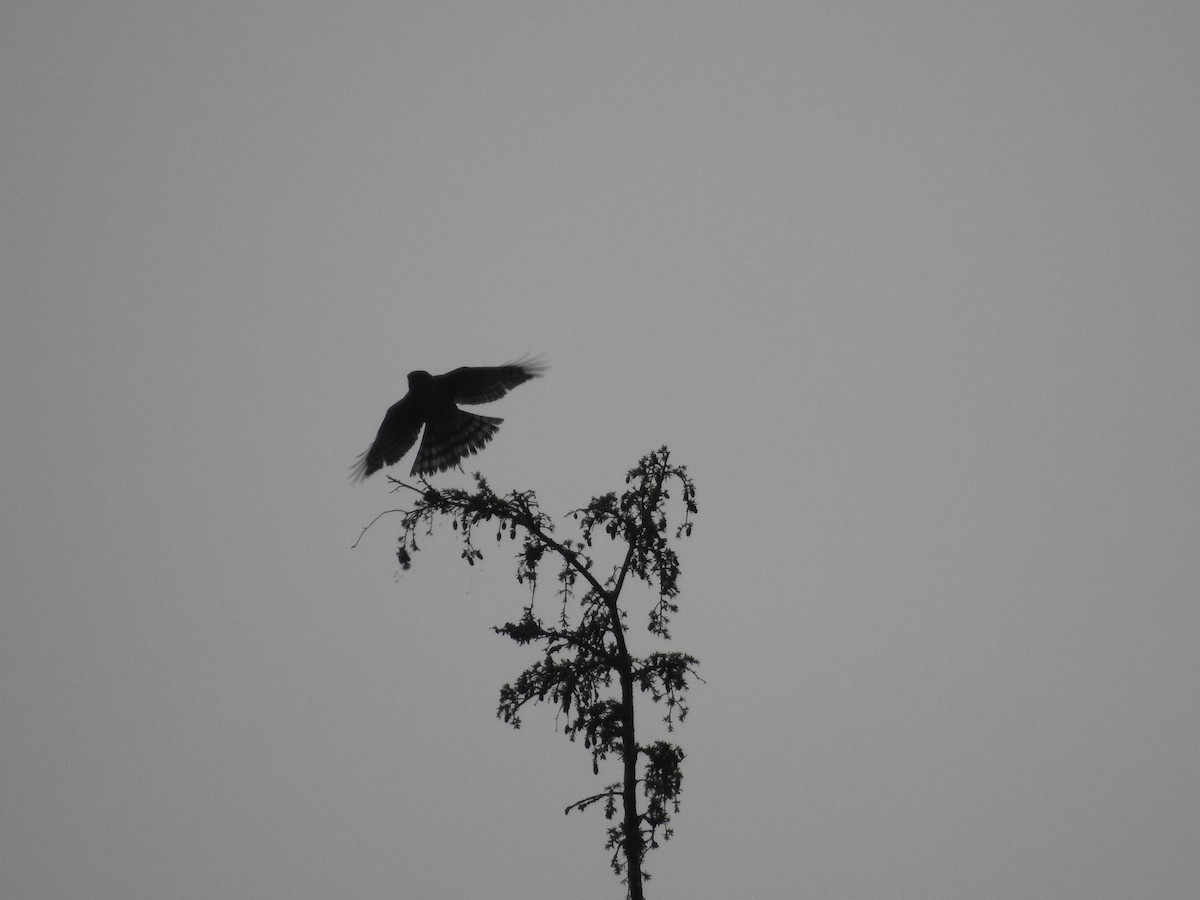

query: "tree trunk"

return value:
[606, 581, 643, 900]
[620, 655, 643, 900]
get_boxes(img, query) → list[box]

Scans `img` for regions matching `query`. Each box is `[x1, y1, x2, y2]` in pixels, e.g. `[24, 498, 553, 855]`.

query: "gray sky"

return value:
[3, 2, 1198, 898]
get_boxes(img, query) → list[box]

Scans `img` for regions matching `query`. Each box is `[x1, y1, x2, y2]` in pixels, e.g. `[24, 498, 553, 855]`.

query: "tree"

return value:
[376, 446, 699, 899]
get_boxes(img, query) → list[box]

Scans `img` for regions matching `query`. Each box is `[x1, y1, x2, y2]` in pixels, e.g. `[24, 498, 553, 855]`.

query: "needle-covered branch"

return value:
[375, 447, 698, 899]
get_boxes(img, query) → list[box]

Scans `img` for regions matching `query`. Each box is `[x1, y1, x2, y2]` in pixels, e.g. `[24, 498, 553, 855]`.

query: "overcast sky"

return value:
[3, 2, 1198, 898]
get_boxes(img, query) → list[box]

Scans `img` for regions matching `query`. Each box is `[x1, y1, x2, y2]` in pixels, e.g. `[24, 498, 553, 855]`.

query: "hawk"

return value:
[351, 358, 545, 480]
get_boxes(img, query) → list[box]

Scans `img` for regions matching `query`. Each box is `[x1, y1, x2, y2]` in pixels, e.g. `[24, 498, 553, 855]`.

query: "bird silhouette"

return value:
[351, 358, 545, 480]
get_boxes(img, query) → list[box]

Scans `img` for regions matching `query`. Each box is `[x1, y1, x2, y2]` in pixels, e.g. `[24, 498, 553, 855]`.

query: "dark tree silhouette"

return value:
[372, 447, 698, 899]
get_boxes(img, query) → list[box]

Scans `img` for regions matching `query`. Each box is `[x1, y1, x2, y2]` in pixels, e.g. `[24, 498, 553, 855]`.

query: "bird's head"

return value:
[407, 370, 433, 390]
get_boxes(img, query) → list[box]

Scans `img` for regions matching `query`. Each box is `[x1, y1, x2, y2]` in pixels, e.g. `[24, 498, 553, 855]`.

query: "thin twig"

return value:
[351, 508, 407, 549]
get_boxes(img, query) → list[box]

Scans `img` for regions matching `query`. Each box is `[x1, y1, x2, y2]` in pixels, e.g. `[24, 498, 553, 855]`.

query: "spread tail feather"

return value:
[412, 410, 503, 476]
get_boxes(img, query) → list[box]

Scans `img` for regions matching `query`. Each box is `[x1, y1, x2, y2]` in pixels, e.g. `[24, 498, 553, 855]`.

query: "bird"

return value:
[351, 358, 545, 480]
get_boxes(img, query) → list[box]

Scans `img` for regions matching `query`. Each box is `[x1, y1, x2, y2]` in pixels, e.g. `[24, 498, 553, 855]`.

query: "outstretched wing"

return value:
[435, 357, 546, 405]
[350, 394, 423, 481]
